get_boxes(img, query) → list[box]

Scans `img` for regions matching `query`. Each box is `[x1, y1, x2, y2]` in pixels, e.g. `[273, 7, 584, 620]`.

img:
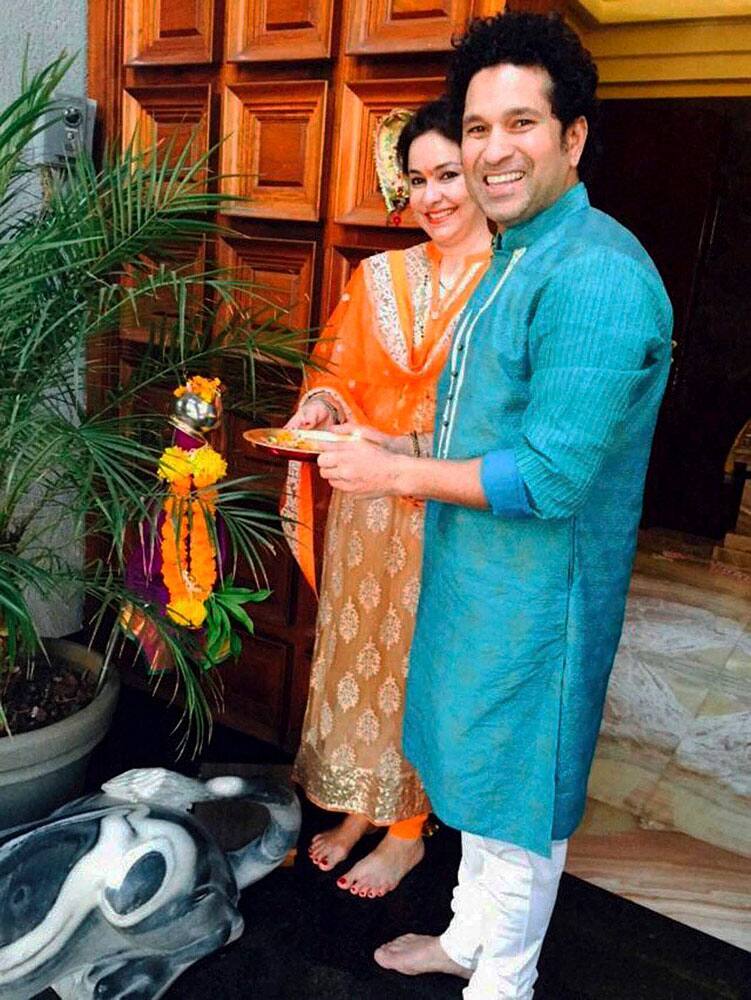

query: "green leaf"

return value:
[223, 601, 255, 635]
[220, 586, 271, 605]
[0, 50, 313, 748]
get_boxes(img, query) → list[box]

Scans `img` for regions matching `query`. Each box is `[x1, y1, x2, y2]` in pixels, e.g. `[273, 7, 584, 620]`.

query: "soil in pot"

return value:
[1, 655, 99, 736]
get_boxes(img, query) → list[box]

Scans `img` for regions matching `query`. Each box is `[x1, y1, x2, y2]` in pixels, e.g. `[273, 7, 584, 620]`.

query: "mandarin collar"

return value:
[497, 182, 589, 254]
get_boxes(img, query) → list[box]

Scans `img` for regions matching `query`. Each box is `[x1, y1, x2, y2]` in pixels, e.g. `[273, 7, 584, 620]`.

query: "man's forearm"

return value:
[393, 455, 489, 508]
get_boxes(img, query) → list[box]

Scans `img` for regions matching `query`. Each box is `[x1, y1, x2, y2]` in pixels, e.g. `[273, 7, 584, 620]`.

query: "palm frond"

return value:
[0, 53, 312, 746]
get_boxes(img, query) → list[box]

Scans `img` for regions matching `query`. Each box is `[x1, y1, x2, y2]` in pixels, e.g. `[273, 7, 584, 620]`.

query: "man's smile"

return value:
[483, 169, 526, 188]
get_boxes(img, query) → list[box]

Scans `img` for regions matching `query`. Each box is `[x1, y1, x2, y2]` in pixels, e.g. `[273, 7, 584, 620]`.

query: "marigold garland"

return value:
[157, 382, 227, 629]
[174, 375, 221, 404]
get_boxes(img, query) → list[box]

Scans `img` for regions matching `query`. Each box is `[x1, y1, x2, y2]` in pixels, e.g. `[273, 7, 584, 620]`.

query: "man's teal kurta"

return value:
[404, 183, 673, 857]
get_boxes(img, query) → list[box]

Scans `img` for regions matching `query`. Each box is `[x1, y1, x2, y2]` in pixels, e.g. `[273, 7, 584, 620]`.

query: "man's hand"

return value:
[317, 437, 406, 497]
[319, 424, 489, 509]
[285, 397, 335, 430]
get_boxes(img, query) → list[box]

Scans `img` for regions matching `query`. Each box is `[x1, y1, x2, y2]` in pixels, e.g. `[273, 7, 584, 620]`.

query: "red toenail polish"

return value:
[337, 877, 346, 886]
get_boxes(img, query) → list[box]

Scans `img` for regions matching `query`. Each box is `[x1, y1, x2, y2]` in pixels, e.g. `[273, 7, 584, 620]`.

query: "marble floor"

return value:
[568, 799, 751, 951]
[569, 532, 751, 952]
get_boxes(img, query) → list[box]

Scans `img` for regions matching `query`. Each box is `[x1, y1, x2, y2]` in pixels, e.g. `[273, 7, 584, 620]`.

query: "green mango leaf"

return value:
[218, 586, 270, 605]
[223, 601, 255, 634]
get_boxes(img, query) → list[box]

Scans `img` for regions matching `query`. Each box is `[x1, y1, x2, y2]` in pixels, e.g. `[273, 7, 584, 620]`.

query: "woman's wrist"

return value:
[389, 434, 414, 456]
[391, 430, 431, 458]
[305, 391, 341, 425]
[417, 432, 433, 458]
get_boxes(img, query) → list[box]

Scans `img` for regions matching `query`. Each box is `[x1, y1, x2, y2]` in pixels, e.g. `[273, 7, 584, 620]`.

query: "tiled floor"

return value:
[571, 533, 751, 953]
[568, 799, 751, 951]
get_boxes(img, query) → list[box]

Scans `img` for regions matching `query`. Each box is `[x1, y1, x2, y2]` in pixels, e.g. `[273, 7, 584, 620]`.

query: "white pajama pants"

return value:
[439, 833, 568, 1000]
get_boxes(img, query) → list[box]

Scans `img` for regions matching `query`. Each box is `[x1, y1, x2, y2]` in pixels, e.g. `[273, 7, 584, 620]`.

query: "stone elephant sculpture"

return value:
[0, 768, 301, 999]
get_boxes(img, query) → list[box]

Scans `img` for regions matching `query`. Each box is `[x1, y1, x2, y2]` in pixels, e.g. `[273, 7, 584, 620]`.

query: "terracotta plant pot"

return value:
[0, 639, 119, 831]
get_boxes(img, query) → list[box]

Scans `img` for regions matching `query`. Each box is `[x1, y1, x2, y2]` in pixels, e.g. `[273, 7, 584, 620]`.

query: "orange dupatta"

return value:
[282, 241, 490, 592]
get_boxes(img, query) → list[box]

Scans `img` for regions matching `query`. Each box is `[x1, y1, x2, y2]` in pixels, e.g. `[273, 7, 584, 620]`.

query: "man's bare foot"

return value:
[336, 833, 425, 898]
[308, 813, 374, 871]
[374, 934, 472, 978]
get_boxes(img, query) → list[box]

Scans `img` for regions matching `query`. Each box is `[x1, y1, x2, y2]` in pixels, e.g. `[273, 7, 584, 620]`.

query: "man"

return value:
[317, 12, 672, 998]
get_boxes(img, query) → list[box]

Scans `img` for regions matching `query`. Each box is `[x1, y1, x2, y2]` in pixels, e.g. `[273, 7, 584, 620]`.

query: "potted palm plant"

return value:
[0, 54, 306, 826]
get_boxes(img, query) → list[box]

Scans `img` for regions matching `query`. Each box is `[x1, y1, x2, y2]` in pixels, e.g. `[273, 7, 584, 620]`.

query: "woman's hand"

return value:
[317, 437, 407, 498]
[334, 422, 411, 455]
[285, 397, 335, 430]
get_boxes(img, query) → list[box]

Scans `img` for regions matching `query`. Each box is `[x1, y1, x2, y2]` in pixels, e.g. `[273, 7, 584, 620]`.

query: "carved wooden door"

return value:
[88, 0, 503, 751]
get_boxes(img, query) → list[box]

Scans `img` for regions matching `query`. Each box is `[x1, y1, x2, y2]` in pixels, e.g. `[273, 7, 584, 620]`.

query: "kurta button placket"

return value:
[437, 247, 526, 461]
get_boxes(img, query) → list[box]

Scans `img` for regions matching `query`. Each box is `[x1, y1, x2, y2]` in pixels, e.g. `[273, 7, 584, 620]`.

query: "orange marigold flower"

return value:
[187, 375, 221, 403]
[157, 417, 226, 630]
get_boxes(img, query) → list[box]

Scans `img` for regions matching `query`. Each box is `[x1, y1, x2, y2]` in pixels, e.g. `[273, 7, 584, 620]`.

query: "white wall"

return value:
[0, 1, 88, 638]
[0, 1, 87, 110]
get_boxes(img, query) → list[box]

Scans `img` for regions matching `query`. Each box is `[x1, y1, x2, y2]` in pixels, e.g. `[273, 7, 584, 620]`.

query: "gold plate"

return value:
[243, 427, 360, 461]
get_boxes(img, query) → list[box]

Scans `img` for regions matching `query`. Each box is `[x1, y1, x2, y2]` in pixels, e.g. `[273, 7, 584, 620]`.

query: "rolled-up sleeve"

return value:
[480, 448, 533, 518]
[513, 250, 671, 520]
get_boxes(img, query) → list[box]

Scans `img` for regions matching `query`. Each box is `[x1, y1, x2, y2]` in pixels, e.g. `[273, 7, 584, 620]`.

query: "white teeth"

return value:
[485, 171, 524, 184]
[427, 208, 455, 221]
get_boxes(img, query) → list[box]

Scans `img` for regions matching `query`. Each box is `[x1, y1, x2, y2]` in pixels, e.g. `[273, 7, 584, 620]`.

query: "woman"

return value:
[283, 99, 491, 898]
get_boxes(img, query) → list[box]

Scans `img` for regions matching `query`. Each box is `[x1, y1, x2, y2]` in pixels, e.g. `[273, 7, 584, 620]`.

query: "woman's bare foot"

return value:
[373, 934, 472, 978]
[336, 833, 425, 898]
[308, 813, 374, 871]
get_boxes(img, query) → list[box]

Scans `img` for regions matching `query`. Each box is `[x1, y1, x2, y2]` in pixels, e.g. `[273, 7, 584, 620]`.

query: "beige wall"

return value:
[0, 1, 88, 637]
[0, 1, 86, 110]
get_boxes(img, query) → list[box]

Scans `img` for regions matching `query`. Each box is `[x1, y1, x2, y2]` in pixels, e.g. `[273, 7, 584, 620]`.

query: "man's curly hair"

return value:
[448, 11, 600, 177]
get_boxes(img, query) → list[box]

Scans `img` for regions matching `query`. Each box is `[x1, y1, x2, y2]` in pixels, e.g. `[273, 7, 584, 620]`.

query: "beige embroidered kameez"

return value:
[287, 242, 490, 824]
[294, 491, 429, 821]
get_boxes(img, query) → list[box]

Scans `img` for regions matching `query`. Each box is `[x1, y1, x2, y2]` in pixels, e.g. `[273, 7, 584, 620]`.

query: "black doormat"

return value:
[30, 686, 750, 1000]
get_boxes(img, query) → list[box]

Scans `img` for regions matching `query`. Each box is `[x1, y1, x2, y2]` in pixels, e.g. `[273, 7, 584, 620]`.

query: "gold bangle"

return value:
[409, 430, 421, 458]
[307, 392, 341, 425]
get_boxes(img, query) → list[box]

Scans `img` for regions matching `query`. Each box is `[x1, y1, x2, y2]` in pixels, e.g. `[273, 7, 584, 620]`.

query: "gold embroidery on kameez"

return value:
[292, 244, 490, 825]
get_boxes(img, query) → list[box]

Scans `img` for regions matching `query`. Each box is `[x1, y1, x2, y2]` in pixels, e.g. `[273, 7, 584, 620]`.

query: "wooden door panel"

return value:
[226, 0, 334, 61]
[321, 244, 383, 321]
[91, 0, 472, 748]
[122, 84, 211, 176]
[226, 440, 300, 630]
[346, 0, 500, 55]
[217, 236, 316, 334]
[120, 243, 206, 344]
[333, 77, 444, 228]
[124, 0, 215, 65]
[235, 538, 299, 630]
[243, 544, 298, 625]
[220, 81, 328, 221]
[216, 633, 293, 742]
